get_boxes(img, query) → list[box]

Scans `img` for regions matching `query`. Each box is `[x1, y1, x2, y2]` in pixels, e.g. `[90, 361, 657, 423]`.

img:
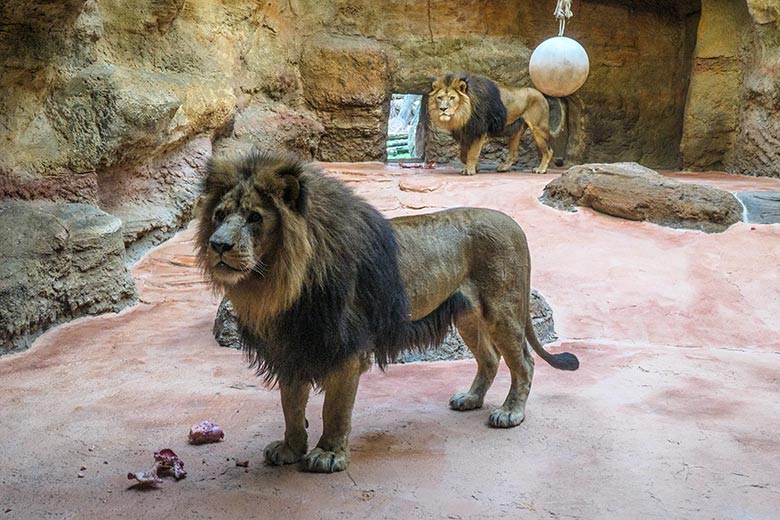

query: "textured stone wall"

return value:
[681, 0, 780, 176]
[682, 0, 753, 171]
[727, 0, 780, 176]
[4, 0, 779, 207]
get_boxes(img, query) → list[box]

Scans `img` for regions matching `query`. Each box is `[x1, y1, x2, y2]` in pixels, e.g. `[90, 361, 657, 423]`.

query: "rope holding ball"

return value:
[554, 0, 573, 36]
[529, 0, 590, 98]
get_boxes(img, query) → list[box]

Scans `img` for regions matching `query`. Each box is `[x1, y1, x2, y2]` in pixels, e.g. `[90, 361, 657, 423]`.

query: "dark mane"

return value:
[226, 156, 471, 387]
[446, 73, 508, 146]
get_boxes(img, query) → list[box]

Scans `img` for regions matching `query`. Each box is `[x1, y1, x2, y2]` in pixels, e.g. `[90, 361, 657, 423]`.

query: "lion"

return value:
[429, 73, 558, 175]
[196, 150, 578, 473]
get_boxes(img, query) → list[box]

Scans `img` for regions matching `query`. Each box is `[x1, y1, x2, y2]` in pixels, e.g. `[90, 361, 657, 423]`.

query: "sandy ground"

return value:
[2, 164, 779, 520]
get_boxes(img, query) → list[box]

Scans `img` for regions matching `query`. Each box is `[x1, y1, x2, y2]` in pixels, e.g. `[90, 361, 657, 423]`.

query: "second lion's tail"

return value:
[548, 97, 567, 139]
[525, 314, 579, 370]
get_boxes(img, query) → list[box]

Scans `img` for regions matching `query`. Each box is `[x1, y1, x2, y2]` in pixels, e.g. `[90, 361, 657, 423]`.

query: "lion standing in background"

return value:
[196, 150, 578, 473]
[429, 73, 556, 175]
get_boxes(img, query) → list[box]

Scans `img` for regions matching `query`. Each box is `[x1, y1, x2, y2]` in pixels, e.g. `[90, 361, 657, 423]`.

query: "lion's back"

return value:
[392, 208, 530, 317]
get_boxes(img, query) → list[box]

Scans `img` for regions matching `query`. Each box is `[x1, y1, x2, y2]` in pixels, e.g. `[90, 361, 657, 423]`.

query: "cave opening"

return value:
[386, 93, 423, 161]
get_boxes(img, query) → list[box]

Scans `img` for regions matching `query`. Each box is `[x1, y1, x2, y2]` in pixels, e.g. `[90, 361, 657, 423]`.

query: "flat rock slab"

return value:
[0, 201, 137, 353]
[540, 162, 743, 232]
[735, 191, 780, 224]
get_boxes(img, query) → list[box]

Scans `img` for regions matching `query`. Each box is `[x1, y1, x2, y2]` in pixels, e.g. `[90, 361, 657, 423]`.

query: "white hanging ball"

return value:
[529, 36, 590, 97]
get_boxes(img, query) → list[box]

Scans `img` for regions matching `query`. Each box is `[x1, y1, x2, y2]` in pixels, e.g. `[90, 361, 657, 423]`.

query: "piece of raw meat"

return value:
[188, 420, 224, 445]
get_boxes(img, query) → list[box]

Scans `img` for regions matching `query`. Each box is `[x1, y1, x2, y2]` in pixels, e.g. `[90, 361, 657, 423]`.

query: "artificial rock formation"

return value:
[540, 162, 743, 233]
[0, 201, 137, 353]
[4, 0, 779, 216]
[682, 0, 780, 176]
[300, 35, 396, 161]
[1, 0, 754, 191]
[3, 1, 780, 209]
[213, 289, 558, 363]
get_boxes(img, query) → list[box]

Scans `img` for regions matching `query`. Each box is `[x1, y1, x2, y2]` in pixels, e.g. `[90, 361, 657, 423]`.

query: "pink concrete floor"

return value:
[2, 164, 779, 519]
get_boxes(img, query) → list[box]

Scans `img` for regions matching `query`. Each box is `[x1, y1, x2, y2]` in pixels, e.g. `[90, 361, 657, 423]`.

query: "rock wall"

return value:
[681, 0, 780, 176]
[4, 1, 779, 211]
[1, 1, 711, 198]
[727, 0, 780, 176]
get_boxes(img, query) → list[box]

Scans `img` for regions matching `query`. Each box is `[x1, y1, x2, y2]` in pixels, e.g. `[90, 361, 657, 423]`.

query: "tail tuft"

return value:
[525, 316, 579, 371]
[548, 351, 579, 371]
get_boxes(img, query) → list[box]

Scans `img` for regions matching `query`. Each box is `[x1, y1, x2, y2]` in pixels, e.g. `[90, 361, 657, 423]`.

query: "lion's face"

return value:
[197, 153, 307, 288]
[203, 185, 281, 286]
[429, 76, 470, 125]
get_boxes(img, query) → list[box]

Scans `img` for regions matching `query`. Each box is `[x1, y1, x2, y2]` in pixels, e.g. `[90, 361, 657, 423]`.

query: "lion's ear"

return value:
[431, 78, 444, 91]
[204, 156, 239, 193]
[277, 163, 308, 214]
[454, 79, 468, 93]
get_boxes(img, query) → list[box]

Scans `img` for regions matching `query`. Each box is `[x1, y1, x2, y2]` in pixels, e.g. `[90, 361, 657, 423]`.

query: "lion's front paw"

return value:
[532, 167, 547, 174]
[488, 407, 525, 428]
[302, 447, 349, 473]
[264, 440, 306, 466]
[449, 392, 484, 411]
[461, 168, 477, 176]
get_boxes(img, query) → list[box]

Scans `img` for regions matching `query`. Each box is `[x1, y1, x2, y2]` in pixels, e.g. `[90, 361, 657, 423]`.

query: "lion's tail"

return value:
[525, 315, 579, 370]
[549, 98, 567, 139]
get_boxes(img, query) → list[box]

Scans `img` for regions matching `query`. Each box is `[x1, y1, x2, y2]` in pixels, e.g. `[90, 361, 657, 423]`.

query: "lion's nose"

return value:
[210, 239, 234, 254]
[439, 106, 447, 112]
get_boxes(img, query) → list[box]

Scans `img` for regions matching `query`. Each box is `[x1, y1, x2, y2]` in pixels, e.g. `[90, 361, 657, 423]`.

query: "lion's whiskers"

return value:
[249, 264, 267, 276]
[246, 256, 268, 277]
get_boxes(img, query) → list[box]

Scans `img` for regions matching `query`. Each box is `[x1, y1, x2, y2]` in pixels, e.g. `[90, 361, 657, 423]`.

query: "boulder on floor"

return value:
[540, 162, 743, 233]
[0, 201, 137, 353]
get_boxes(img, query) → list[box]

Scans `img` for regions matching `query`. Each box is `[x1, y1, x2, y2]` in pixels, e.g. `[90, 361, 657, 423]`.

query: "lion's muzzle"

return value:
[209, 237, 234, 254]
[206, 216, 252, 280]
[437, 103, 453, 122]
[209, 216, 242, 255]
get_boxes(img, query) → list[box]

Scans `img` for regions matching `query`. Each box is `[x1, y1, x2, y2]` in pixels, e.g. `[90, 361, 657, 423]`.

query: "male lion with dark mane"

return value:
[196, 149, 578, 473]
[429, 73, 556, 175]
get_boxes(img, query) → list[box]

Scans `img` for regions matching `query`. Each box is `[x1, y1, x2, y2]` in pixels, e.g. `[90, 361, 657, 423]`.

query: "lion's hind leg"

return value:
[487, 320, 535, 428]
[497, 122, 527, 173]
[449, 313, 499, 411]
[528, 123, 553, 174]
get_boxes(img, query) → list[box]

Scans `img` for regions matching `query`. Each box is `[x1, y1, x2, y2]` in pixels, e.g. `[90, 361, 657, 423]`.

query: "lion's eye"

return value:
[247, 212, 262, 224]
[214, 209, 225, 222]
